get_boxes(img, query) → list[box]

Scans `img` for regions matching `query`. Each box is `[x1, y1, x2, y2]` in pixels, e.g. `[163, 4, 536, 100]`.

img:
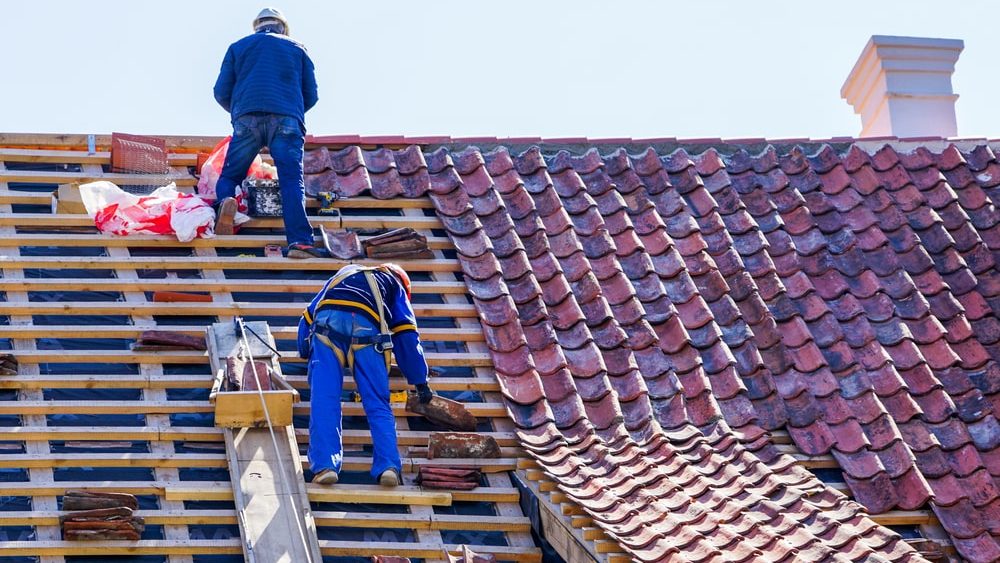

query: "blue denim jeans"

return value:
[216, 113, 313, 246]
[307, 309, 402, 479]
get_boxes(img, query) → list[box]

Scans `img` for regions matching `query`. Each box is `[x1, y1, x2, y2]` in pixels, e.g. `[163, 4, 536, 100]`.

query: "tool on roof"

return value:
[363, 228, 432, 259]
[316, 191, 340, 215]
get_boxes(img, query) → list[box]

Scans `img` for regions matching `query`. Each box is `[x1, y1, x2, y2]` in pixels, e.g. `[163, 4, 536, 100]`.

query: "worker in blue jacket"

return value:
[213, 7, 325, 259]
[297, 264, 434, 486]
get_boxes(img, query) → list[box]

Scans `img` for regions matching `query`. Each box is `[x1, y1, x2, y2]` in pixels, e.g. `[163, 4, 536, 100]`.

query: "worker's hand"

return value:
[415, 383, 434, 404]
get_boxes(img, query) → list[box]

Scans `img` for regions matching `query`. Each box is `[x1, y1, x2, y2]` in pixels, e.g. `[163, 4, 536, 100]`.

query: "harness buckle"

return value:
[373, 334, 394, 354]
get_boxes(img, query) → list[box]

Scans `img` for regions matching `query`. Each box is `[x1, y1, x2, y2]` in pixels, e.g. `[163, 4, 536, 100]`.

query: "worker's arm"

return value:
[388, 285, 428, 386]
[302, 50, 318, 113]
[297, 276, 333, 359]
[296, 315, 311, 359]
[213, 47, 236, 113]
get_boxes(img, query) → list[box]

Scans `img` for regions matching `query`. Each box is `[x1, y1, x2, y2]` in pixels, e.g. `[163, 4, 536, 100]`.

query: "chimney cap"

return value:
[841, 35, 964, 101]
[842, 35, 964, 138]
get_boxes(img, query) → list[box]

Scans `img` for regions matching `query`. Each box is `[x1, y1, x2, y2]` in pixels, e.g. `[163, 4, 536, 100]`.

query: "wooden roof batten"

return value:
[0, 141, 543, 562]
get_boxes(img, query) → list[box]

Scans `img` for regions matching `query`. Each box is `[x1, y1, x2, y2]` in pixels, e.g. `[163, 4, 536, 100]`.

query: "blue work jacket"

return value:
[213, 30, 318, 125]
[297, 269, 429, 385]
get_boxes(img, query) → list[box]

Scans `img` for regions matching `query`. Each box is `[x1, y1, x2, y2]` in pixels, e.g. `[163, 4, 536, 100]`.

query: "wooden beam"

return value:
[0, 426, 521, 447]
[0, 278, 470, 297]
[0, 232, 452, 249]
[0, 147, 196, 165]
[0, 509, 531, 532]
[0, 133, 223, 151]
[7, 349, 491, 368]
[0, 540, 243, 557]
[0, 301, 476, 318]
[517, 470, 603, 563]
[0, 169, 196, 186]
[0, 254, 457, 271]
[0, 190, 51, 204]
[0, 212, 443, 230]
[0, 325, 483, 343]
[0, 400, 505, 417]
[0, 373, 498, 392]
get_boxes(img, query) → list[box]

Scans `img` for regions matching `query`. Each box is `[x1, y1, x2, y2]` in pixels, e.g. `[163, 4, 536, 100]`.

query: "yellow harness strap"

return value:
[313, 267, 393, 374]
[363, 270, 393, 373]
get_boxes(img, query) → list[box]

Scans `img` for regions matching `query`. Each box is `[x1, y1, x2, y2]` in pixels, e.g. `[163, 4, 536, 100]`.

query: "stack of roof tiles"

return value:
[304, 141, 1000, 562]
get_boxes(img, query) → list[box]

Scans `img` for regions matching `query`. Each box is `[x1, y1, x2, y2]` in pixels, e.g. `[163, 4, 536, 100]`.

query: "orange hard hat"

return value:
[380, 263, 411, 300]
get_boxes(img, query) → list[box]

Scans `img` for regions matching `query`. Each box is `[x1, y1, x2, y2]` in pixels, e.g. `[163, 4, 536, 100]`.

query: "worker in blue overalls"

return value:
[297, 263, 434, 486]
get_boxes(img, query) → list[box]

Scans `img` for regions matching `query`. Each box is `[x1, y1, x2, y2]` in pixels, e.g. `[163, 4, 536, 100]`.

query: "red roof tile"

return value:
[305, 140, 1000, 562]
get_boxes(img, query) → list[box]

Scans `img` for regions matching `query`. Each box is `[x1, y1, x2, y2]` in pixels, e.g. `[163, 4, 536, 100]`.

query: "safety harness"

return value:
[309, 266, 394, 378]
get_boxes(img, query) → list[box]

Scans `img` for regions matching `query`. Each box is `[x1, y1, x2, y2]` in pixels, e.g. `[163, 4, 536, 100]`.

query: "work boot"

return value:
[378, 468, 400, 487]
[313, 469, 338, 485]
[214, 197, 237, 236]
[286, 242, 330, 259]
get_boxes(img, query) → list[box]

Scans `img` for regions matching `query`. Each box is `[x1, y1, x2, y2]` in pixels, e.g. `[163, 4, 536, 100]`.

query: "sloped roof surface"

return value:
[306, 140, 1000, 562]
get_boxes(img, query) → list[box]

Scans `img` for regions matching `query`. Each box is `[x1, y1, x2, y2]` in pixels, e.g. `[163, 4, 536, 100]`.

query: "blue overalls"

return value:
[297, 266, 429, 479]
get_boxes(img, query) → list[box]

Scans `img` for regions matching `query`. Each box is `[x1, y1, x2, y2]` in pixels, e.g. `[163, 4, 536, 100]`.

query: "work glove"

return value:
[415, 383, 434, 404]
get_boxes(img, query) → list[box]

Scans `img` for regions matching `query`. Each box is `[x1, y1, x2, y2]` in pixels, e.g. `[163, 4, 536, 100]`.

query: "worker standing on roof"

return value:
[212, 7, 326, 259]
[297, 263, 434, 486]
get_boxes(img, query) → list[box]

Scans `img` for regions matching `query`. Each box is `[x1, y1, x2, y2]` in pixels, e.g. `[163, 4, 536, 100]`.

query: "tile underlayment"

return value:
[304, 141, 1000, 563]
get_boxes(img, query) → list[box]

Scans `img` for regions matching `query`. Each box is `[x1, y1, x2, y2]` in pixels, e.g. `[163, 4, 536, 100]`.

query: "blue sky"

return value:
[3, 1, 997, 139]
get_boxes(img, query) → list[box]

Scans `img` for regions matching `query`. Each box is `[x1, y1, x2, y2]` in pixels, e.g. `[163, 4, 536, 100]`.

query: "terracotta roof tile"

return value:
[305, 141, 1000, 562]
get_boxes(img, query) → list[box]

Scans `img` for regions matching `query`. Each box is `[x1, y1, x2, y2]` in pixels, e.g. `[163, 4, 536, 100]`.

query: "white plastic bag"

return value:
[79, 181, 215, 242]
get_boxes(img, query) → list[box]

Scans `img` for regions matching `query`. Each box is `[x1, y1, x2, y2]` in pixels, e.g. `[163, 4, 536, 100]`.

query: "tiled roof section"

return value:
[304, 142, 1000, 563]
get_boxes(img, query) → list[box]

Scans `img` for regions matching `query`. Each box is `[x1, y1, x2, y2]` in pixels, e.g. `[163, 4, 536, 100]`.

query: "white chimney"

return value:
[841, 35, 964, 138]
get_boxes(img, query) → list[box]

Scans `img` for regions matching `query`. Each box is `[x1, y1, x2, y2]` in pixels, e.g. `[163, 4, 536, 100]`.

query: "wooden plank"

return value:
[8, 349, 491, 367]
[0, 301, 477, 319]
[225, 426, 323, 563]
[0, 539, 541, 561]
[318, 542, 541, 561]
[0, 373, 498, 392]
[0, 212, 443, 230]
[167, 483, 456, 505]
[0, 277, 470, 295]
[0, 325, 483, 343]
[0, 509, 531, 532]
[0, 400, 505, 417]
[517, 470, 603, 563]
[0, 453, 517, 474]
[0, 232, 452, 249]
[0, 169, 196, 186]
[0, 147, 196, 165]
[0, 540, 243, 557]
[0, 189, 52, 204]
[0, 254, 457, 271]
[0, 133, 222, 151]
[0, 426, 521, 447]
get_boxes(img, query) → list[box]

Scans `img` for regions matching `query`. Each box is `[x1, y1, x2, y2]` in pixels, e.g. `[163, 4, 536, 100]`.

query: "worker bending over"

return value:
[213, 8, 325, 258]
[297, 264, 434, 486]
